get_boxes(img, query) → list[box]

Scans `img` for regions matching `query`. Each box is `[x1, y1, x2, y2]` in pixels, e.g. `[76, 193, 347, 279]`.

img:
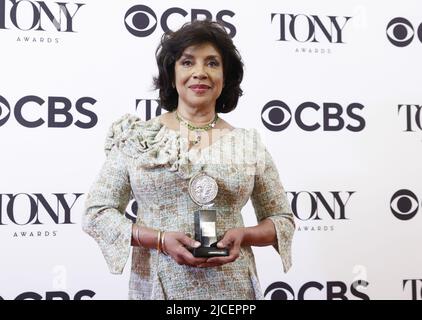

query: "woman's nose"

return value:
[192, 65, 207, 80]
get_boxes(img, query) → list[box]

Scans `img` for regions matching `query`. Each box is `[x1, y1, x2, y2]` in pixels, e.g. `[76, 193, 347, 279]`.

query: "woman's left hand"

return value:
[197, 227, 245, 268]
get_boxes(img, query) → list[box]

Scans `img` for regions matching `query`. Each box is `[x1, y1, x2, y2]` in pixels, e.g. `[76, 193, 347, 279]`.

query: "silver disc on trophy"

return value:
[188, 172, 218, 206]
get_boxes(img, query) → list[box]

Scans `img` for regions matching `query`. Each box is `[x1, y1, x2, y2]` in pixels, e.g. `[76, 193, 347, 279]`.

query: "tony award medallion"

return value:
[188, 172, 229, 258]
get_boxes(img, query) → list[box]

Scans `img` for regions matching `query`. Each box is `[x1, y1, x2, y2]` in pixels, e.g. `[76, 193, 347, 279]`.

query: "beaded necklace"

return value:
[175, 111, 219, 145]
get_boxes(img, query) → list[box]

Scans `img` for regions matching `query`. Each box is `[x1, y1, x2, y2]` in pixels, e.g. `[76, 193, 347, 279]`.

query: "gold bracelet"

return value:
[156, 230, 162, 252]
[161, 231, 168, 255]
[135, 226, 141, 247]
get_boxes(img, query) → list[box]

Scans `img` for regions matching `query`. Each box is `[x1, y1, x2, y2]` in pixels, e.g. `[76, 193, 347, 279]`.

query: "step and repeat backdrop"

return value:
[1, 0, 421, 300]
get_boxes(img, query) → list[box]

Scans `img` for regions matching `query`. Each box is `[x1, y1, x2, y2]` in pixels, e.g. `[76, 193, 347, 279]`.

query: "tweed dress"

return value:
[82, 114, 295, 300]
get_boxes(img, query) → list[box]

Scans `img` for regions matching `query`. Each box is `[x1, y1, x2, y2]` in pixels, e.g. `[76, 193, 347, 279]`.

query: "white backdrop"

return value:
[1, 0, 421, 300]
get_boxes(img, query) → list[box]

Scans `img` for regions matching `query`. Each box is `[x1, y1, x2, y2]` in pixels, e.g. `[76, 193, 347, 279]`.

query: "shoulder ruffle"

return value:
[104, 114, 193, 178]
[104, 113, 144, 156]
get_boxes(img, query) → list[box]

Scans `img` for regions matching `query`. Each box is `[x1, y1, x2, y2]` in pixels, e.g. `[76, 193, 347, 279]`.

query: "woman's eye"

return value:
[182, 60, 192, 66]
[208, 61, 219, 67]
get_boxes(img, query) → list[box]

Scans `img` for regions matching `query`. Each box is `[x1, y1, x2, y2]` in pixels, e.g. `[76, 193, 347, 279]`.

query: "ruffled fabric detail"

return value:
[104, 114, 199, 179]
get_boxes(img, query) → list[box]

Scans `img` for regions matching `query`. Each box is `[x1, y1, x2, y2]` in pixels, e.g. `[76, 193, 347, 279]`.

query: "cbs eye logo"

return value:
[0, 95, 11, 126]
[124, 199, 139, 223]
[124, 5, 157, 37]
[261, 100, 291, 131]
[265, 282, 295, 300]
[386, 17, 422, 47]
[390, 189, 419, 220]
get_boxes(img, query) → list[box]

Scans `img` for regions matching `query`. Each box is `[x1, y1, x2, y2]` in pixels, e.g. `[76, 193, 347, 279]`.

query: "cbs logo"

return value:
[0, 290, 95, 300]
[390, 189, 419, 221]
[0, 95, 97, 128]
[261, 100, 365, 132]
[124, 5, 236, 38]
[264, 281, 369, 300]
[386, 17, 422, 47]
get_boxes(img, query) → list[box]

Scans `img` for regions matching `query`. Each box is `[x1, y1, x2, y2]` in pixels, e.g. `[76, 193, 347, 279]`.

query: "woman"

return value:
[83, 20, 295, 300]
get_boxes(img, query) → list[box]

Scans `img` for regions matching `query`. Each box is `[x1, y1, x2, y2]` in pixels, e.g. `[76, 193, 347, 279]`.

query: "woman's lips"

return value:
[189, 84, 211, 94]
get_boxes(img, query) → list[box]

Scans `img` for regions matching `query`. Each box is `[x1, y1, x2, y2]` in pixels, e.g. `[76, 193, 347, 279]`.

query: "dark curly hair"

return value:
[153, 20, 244, 113]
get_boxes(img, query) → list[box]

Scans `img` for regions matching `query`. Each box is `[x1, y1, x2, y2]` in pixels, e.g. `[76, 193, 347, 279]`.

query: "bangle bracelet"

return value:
[161, 231, 168, 255]
[156, 230, 162, 252]
[135, 226, 141, 247]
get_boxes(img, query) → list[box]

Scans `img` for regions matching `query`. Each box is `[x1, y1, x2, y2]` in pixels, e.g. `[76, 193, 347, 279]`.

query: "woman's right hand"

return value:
[163, 231, 207, 267]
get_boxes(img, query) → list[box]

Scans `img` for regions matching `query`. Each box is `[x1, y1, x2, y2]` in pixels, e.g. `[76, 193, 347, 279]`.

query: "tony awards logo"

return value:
[188, 172, 228, 257]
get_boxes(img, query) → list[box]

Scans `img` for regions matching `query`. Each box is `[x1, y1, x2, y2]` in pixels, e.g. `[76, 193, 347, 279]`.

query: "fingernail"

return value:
[194, 241, 201, 248]
[217, 242, 223, 248]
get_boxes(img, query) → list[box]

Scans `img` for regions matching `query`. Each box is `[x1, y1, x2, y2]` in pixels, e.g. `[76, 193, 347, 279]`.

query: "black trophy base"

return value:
[192, 246, 229, 258]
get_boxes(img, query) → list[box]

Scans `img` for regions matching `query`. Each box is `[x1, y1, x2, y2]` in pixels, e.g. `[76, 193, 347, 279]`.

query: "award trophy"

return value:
[188, 172, 229, 258]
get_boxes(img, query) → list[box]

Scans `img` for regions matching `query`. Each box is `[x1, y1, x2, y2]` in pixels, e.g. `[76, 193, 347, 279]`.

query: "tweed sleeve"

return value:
[82, 117, 134, 274]
[250, 135, 295, 273]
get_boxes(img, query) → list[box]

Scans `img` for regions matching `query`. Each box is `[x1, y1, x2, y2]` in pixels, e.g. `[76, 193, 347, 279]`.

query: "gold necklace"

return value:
[175, 111, 219, 145]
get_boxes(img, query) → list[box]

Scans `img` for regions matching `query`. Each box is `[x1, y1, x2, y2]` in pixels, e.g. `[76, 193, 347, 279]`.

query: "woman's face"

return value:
[174, 42, 224, 111]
